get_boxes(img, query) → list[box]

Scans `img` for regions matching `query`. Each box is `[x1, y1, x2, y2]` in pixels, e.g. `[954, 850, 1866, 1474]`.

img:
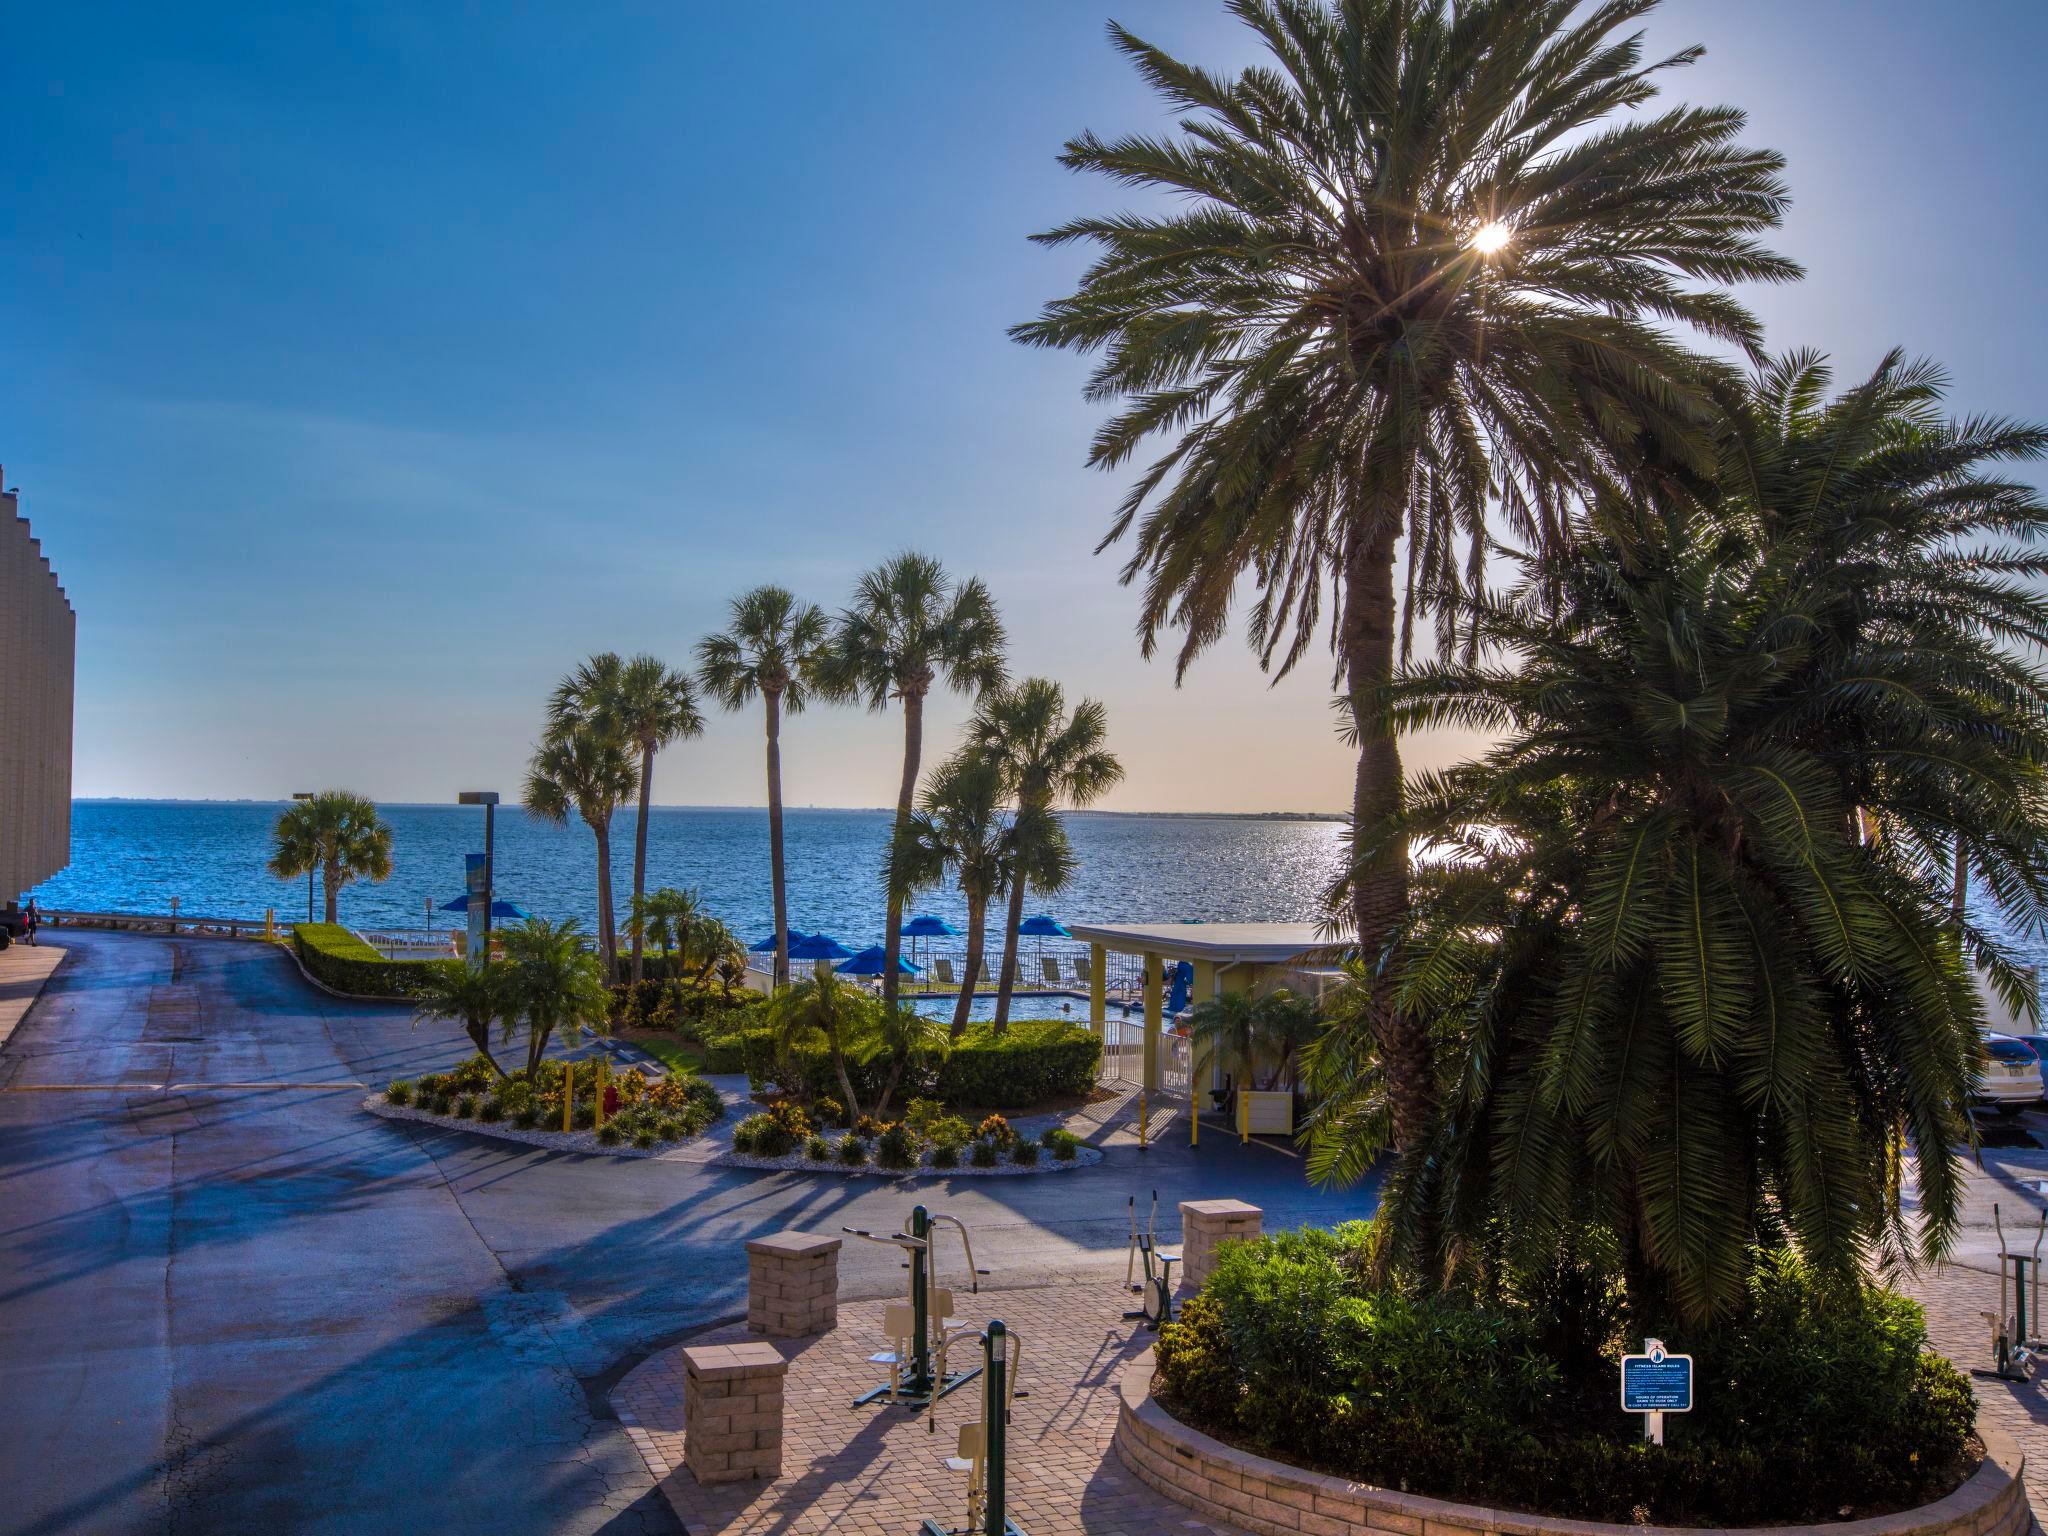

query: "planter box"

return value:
[1237, 1089, 1293, 1136]
[1114, 1354, 2031, 1536]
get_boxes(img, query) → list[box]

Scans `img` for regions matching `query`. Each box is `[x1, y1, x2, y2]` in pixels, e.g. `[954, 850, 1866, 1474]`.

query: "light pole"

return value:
[292, 791, 315, 922]
[458, 791, 500, 946]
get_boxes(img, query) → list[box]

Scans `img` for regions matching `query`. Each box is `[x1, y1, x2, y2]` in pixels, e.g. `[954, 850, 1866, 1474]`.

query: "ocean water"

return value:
[29, 801, 1348, 951]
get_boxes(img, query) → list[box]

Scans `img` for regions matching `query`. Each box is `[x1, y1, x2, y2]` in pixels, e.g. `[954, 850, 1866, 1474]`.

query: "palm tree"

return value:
[523, 720, 638, 978]
[1014, 0, 1797, 1149]
[697, 587, 831, 988]
[823, 553, 1006, 1011]
[687, 916, 746, 990]
[1188, 986, 1319, 1103]
[625, 885, 699, 984]
[965, 679, 1123, 1031]
[268, 790, 394, 924]
[497, 917, 611, 1080]
[1307, 354, 2048, 1321]
[886, 749, 1014, 1037]
[549, 653, 703, 986]
[412, 959, 509, 1078]
[764, 968, 875, 1119]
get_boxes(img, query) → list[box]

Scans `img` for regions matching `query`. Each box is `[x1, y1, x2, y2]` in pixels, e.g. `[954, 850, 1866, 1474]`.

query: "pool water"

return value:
[910, 992, 1091, 1023]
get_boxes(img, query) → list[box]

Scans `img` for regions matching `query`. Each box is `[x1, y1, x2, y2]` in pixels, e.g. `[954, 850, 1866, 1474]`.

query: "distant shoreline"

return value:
[71, 798, 1345, 822]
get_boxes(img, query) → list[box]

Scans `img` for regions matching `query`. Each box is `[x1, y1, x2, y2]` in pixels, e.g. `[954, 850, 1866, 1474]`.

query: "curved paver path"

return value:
[0, 929, 1374, 1534]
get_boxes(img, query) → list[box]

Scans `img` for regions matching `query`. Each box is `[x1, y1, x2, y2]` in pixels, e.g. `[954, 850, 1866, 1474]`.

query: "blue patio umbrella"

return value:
[750, 928, 811, 953]
[787, 932, 855, 963]
[901, 915, 958, 990]
[438, 893, 530, 920]
[836, 944, 920, 978]
[1017, 913, 1071, 980]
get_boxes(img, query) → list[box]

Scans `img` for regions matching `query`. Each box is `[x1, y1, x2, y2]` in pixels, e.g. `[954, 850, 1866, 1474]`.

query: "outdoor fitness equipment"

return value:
[1981, 1203, 2046, 1383]
[1123, 1191, 1180, 1329]
[843, 1205, 989, 1408]
[923, 1320, 1025, 1536]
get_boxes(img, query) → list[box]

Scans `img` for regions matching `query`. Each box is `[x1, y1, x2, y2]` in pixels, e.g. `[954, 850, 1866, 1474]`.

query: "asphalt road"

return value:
[0, 930, 1374, 1536]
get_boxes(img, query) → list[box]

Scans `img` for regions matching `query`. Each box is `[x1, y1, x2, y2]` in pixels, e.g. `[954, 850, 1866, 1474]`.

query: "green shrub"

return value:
[1011, 1139, 1041, 1166]
[877, 1123, 918, 1169]
[931, 1143, 959, 1169]
[904, 1097, 946, 1138]
[631, 1128, 657, 1150]
[975, 1114, 1015, 1149]
[477, 1096, 504, 1123]
[385, 1079, 414, 1106]
[596, 1122, 623, 1147]
[451, 1094, 477, 1120]
[806, 1134, 833, 1161]
[852, 1113, 891, 1139]
[703, 1025, 777, 1076]
[813, 1095, 846, 1127]
[421, 1091, 450, 1115]
[928, 1115, 973, 1151]
[837, 1136, 869, 1167]
[572, 1104, 596, 1130]
[292, 924, 434, 999]
[969, 1139, 1000, 1167]
[512, 1105, 540, 1130]
[1154, 1229, 1976, 1526]
[751, 1021, 1100, 1108]
[733, 1112, 796, 1157]
[1040, 1127, 1083, 1159]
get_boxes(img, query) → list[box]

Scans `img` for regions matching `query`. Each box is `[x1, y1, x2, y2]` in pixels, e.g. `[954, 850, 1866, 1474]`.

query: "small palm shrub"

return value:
[931, 1143, 959, 1170]
[877, 1123, 918, 1169]
[969, 1139, 1000, 1168]
[511, 1105, 540, 1130]
[596, 1122, 623, 1147]
[1042, 1128, 1082, 1161]
[631, 1127, 656, 1150]
[806, 1134, 833, 1161]
[838, 1136, 870, 1167]
[1011, 1140, 1041, 1166]
[384, 1080, 414, 1105]
[452, 1094, 477, 1120]
[477, 1096, 504, 1123]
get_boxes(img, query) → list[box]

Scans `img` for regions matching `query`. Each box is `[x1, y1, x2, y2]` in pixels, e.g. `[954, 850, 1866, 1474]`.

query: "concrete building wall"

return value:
[0, 467, 75, 901]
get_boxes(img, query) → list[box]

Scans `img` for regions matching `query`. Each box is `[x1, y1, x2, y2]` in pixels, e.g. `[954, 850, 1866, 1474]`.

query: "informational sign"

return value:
[464, 853, 488, 970]
[1622, 1338, 1691, 1445]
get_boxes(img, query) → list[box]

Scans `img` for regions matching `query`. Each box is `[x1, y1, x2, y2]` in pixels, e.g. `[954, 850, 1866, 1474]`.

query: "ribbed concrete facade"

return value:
[0, 469, 75, 901]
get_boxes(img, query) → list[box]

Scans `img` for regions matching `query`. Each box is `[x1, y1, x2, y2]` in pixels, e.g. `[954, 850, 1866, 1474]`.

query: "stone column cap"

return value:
[745, 1230, 844, 1260]
[1179, 1199, 1262, 1218]
[684, 1342, 788, 1380]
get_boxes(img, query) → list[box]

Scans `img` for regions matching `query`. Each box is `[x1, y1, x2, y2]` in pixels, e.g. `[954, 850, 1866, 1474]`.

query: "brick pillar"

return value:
[683, 1342, 787, 1484]
[1178, 1199, 1262, 1292]
[746, 1231, 841, 1337]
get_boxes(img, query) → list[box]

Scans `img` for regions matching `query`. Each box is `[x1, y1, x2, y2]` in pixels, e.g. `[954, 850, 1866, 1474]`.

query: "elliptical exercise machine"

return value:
[1980, 1202, 2046, 1383]
[922, 1319, 1026, 1536]
[843, 1205, 990, 1408]
[1123, 1190, 1180, 1329]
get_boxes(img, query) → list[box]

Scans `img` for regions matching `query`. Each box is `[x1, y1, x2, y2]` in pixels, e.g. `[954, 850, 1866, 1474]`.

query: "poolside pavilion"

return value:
[1064, 920, 1340, 1092]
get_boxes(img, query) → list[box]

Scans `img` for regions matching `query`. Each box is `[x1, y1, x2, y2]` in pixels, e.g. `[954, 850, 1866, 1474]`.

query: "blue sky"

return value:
[4, 1, 2043, 812]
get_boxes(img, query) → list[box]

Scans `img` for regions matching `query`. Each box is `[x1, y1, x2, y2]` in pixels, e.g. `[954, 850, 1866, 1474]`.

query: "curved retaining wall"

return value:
[1114, 1355, 2031, 1536]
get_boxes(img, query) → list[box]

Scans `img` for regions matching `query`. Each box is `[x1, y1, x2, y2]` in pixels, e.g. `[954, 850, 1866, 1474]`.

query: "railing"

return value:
[36, 907, 279, 941]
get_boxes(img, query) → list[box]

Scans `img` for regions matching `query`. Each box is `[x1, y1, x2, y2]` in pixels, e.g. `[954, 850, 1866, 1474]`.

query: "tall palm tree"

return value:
[966, 679, 1123, 1031]
[824, 554, 1007, 1011]
[697, 587, 831, 988]
[1014, 0, 1796, 1148]
[885, 749, 1014, 1037]
[268, 790, 394, 924]
[523, 720, 639, 978]
[1307, 354, 2048, 1320]
[549, 653, 703, 986]
[412, 959, 509, 1078]
[498, 916, 611, 1080]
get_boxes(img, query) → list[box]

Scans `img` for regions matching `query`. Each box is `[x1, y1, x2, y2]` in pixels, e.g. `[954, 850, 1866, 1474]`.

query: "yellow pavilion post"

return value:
[563, 1061, 575, 1133]
[1142, 952, 1164, 1093]
[1088, 942, 1106, 1030]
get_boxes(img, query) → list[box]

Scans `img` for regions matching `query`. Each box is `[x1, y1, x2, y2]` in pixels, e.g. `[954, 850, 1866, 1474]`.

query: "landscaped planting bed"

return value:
[721, 1099, 1099, 1176]
[376, 1053, 724, 1154]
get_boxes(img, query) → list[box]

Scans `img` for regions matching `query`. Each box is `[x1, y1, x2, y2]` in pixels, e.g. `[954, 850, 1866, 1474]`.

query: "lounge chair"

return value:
[1074, 952, 1093, 988]
[980, 959, 995, 984]
[1041, 956, 1061, 985]
[933, 957, 957, 987]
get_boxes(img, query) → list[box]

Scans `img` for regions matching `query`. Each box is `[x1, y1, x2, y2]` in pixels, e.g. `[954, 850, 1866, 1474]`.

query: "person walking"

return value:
[23, 898, 39, 946]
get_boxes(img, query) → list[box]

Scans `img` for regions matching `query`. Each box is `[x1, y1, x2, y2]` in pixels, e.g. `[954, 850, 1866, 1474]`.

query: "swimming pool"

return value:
[910, 992, 1091, 1023]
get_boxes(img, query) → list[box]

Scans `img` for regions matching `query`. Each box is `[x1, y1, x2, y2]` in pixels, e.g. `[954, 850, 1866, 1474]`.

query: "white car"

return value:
[1977, 1034, 2044, 1116]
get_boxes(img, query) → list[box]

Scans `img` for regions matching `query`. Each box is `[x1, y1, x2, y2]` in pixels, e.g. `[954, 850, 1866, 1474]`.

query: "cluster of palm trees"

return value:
[1019, 0, 2048, 1318]
[523, 551, 1122, 1031]
[622, 886, 747, 995]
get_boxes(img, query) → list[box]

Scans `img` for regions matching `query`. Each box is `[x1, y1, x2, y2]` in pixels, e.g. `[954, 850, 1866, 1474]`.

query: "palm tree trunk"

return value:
[992, 872, 1027, 1035]
[1953, 836, 1969, 925]
[882, 689, 926, 1012]
[630, 740, 654, 985]
[953, 896, 986, 1039]
[765, 690, 790, 989]
[322, 858, 340, 924]
[1341, 521, 1424, 1149]
[593, 823, 618, 978]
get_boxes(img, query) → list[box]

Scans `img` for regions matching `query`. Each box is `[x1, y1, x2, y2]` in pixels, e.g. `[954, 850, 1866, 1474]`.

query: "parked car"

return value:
[1976, 1033, 2044, 1116]
[2011, 1033, 2048, 1095]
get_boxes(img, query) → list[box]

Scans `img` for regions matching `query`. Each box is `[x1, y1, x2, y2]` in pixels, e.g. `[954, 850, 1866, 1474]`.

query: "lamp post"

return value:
[292, 792, 315, 922]
[458, 791, 500, 945]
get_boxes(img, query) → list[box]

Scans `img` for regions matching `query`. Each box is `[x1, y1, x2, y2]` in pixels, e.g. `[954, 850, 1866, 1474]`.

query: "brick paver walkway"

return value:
[612, 1281, 1245, 1536]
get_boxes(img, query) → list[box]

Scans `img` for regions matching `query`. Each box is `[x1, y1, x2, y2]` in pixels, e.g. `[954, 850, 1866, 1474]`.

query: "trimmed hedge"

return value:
[292, 924, 434, 999]
[707, 1018, 1101, 1108]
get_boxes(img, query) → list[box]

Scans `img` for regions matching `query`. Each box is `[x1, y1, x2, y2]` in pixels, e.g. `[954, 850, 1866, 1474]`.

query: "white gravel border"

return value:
[363, 1093, 722, 1161]
[713, 1141, 1102, 1176]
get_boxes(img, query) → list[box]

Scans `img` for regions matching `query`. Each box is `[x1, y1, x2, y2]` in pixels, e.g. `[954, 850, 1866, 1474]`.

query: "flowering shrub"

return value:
[975, 1114, 1015, 1150]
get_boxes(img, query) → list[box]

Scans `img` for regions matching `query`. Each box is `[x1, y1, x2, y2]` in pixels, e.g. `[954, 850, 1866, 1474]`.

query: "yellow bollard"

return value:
[1239, 1088, 1250, 1145]
[264, 908, 275, 941]
[594, 1056, 609, 1131]
[1138, 1090, 1149, 1149]
[563, 1060, 575, 1133]
[1190, 1071, 1199, 1148]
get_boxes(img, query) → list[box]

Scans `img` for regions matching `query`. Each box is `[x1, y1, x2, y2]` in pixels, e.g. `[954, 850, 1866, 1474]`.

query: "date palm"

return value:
[1309, 353, 2048, 1321]
[412, 959, 509, 1078]
[497, 916, 610, 1080]
[268, 790, 393, 924]
[687, 916, 746, 990]
[885, 749, 1014, 1037]
[523, 719, 638, 978]
[549, 653, 702, 985]
[823, 553, 1006, 1010]
[625, 885, 699, 984]
[1014, 0, 1796, 1148]
[965, 679, 1123, 1031]
[697, 586, 830, 987]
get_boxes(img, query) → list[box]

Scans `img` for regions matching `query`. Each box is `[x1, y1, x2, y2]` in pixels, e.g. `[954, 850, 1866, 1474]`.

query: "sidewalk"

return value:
[0, 942, 64, 1051]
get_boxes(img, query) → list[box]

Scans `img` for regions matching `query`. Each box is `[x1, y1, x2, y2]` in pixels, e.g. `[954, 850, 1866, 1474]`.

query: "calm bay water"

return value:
[30, 801, 1347, 946]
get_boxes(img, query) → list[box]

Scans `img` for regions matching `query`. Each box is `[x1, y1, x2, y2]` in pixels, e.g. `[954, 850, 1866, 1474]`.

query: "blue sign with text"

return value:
[1621, 1346, 1693, 1413]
